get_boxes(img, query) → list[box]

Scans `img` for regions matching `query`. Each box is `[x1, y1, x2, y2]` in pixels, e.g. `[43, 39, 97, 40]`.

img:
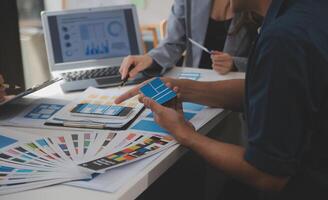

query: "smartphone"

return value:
[70, 103, 133, 117]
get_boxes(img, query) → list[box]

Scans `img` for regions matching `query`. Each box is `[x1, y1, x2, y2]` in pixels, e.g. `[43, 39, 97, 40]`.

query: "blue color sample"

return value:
[36, 139, 48, 147]
[137, 148, 149, 153]
[132, 120, 169, 134]
[59, 144, 67, 149]
[0, 166, 14, 172]
[182, 112, 196, 120]
[147, 112, 196, 121]
[16, 169, 33, 173]
[150, 78, 162, 87]
[140, 78, 177, 105]
[140, 84, 157, 97]
[155, 90, 177, 105]
[182, 102, 205, 112]
[0, 135, 17, 149]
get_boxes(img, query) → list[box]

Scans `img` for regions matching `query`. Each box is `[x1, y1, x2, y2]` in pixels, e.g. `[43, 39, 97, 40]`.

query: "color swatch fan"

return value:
[0, 130, 176, 195]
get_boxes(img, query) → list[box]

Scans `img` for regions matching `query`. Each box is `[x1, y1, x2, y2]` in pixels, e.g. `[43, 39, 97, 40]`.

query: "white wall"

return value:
[44, 0, 174, 25]
[44, 0, 63, 11]
[137, 0, 174, 24]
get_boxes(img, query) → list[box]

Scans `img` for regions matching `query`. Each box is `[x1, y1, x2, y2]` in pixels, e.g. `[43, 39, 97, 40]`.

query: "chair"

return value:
[140, 18, 168, 52]
[140, 24, 159, 52]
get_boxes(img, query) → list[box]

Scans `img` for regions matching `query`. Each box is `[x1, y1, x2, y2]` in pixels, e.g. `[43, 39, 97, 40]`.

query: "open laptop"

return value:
[41, 5, 145, 92]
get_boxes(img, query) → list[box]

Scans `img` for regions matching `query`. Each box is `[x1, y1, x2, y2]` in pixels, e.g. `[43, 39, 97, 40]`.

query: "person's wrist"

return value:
[173, 123, 197, 147]
[144, 54, 153, 66]
[142, 55, 164, 78]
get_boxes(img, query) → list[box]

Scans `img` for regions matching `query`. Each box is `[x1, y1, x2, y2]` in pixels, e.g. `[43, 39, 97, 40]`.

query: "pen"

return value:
[120, 64, 135, 87]
[188, 38, 212, 54]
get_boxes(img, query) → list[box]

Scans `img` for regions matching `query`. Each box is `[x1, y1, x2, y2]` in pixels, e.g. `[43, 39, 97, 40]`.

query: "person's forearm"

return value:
[172, 79, 245, 111]
[181, 128, 288, 191]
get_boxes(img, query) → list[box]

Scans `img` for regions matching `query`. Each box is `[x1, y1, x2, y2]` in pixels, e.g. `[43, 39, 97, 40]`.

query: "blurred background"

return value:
[5, 0, 173, 90]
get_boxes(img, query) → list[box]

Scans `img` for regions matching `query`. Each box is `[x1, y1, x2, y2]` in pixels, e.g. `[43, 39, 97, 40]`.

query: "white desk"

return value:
[1, 67, 244, 200]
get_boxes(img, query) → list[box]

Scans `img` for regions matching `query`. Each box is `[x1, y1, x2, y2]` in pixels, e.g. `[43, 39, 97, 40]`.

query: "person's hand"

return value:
[211, 51, 235, 75]
[119, 54, 153, 80]
[141, 96, 196, 146]
[0, 74, 6, 102]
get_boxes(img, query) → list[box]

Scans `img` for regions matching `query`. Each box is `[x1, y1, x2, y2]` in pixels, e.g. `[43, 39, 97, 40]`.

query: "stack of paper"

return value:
[0, 130, 176, 195]
[46, 87, 144, 129]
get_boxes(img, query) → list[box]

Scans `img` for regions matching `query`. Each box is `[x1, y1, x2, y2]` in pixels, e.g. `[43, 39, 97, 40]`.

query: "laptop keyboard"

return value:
[61, 66, 120, 82]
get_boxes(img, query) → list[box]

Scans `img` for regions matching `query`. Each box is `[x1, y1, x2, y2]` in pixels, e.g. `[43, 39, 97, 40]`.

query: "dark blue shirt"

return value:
[244, 0, 328, 192]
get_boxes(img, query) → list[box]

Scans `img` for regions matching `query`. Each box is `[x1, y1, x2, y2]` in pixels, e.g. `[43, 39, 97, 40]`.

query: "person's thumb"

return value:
[143, 97, 164, 115]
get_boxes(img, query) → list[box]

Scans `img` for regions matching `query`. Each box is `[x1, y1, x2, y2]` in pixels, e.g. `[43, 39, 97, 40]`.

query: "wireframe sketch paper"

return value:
[0, 98, 67, 129]
[45, 87, 144, 129]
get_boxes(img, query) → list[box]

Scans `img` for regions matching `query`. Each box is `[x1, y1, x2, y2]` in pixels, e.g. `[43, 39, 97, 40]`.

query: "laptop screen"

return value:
[47, 9, 140, 64]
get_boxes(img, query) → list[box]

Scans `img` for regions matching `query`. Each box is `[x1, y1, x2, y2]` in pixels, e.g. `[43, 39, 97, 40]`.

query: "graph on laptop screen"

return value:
[48, 9, 140, 64]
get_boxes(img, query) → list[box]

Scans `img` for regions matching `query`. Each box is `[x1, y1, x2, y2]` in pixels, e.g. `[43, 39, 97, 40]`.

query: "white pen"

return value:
[188, 38, 212, 54]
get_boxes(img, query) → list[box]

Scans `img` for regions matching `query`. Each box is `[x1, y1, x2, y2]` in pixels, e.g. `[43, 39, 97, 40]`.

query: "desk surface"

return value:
[1, 67, 244, 200]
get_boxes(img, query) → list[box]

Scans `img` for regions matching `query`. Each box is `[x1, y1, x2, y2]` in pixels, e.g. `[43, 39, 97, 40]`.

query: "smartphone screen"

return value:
[71, 103, 132, 117]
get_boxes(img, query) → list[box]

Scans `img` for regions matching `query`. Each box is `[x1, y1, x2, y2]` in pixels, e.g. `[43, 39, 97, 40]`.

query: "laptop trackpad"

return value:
[96, 76, 122, 85]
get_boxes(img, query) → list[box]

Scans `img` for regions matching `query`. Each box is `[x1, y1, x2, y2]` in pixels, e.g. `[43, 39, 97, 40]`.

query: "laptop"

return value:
[41, 5, 145, 92]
